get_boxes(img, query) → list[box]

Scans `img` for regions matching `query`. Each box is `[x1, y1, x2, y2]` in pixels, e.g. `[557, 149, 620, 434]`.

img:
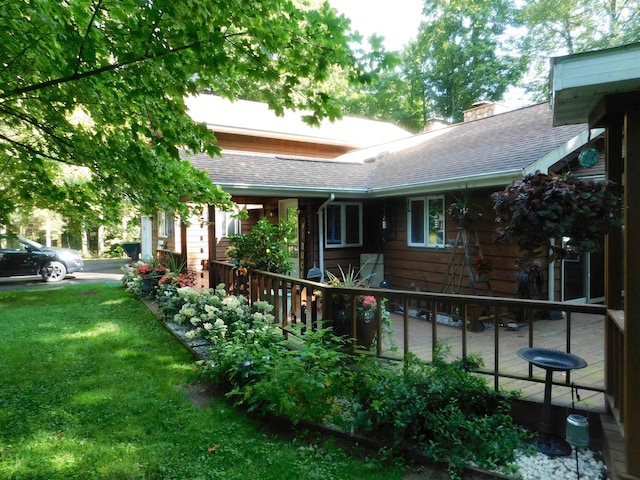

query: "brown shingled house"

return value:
[148, 95, 605, 304]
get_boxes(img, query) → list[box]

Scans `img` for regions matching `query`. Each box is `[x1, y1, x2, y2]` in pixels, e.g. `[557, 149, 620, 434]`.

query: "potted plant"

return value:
[133, 261, 167, 298]
[325, 264, 368, 338]
[356, 295, 378, 349]
[447, 186, 483, 229]
[492, 171, 622, 311]
[472, 255, 492, 281]
[492, 171, 622, 261]
[227, 218, 294, 274]
[325, 265, 394, 350]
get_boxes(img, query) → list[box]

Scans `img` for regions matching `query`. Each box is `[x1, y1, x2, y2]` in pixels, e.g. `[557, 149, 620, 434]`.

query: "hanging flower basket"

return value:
[491, 171, 622, 260]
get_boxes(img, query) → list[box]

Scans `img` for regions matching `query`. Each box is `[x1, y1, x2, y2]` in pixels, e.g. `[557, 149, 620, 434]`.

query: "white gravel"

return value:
[510, 447, 607, 479]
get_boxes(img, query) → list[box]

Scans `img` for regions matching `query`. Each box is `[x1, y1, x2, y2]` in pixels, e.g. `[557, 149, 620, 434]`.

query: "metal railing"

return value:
[210, 260, 609, 400]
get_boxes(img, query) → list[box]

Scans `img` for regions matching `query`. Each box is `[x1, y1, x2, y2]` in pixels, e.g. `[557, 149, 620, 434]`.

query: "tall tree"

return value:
[340, 0, 527, 128]
[0, 0, 361, 226]
[408, 0, 526, 123]
[518, 0, 640, 101]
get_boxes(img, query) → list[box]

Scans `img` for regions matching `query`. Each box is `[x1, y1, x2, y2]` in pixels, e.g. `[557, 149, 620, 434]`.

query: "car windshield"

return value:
[20, 237, 44, 249]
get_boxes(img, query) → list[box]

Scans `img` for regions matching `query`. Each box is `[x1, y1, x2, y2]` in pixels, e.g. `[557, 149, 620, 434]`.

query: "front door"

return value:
[279, 199, 299, 278]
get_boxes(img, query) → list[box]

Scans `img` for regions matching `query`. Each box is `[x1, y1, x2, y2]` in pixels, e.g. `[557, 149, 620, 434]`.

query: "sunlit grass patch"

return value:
[0, 284, 406, 480]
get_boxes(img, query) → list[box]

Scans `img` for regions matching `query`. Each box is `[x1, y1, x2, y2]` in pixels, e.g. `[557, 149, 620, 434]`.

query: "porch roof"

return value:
[187, 151, 375, 198]
[186, 103, 588, 198]
[550, 42, 640, 126]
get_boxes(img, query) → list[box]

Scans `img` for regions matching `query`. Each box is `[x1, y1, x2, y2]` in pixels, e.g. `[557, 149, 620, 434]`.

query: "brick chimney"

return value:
[463, 101, 509, 122]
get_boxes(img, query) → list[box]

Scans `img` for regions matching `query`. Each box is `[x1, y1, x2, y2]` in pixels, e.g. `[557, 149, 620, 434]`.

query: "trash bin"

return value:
[121, 242, 141, 263]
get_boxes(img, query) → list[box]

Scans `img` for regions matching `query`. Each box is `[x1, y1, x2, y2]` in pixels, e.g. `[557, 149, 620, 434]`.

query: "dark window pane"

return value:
[326, 204, 341, 244]
[345, 205, 360, 244]
[410, 200, 424, 244]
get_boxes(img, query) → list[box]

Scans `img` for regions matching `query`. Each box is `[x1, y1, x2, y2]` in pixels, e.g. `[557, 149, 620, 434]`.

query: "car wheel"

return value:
[41, 261, 67, 282]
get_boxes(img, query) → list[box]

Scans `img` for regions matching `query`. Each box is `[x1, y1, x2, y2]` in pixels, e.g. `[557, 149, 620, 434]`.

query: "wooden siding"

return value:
[214, 131, 351, 159]
[380, 192, 536, 299]
[184, 211, 210, 290]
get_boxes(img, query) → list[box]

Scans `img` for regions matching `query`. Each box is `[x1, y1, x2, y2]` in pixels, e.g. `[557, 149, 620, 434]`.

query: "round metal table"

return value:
[517, 347, 587, 456]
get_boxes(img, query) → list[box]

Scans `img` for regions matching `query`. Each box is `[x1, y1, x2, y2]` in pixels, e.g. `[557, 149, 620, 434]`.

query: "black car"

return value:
[0, 234, 84, 282]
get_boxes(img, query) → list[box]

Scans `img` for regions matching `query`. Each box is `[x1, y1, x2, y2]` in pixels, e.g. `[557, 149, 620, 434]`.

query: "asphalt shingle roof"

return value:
[367, 103, 586, 190]
[188, 152, 376, 195]
[185, 103, 588, 197]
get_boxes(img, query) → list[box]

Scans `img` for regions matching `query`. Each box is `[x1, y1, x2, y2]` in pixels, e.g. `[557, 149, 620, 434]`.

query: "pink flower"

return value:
[361, 295, 377, 310]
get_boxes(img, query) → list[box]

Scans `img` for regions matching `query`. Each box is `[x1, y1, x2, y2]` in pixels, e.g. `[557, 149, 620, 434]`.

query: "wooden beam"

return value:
[590, 92, 640, 128]
[605, 117, 624, 310]
[623, 106, 640, 475]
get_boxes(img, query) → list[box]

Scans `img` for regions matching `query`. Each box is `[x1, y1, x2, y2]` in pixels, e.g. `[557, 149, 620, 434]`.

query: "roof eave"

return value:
[522, 128, 603, 175]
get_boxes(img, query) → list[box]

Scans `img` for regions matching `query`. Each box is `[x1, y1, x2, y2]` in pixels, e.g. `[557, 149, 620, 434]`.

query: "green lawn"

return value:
[0, 284, 405, 480]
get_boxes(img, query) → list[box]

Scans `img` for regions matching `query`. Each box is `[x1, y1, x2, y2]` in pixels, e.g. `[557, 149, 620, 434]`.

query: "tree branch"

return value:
[75, 0, 105, 75]
[0, 132, 71, 165]
[1, 40, 203, 99]
[0, 102, 75, 153]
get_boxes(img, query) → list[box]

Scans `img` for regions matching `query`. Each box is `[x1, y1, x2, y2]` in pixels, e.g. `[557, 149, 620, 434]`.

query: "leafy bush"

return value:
[244, 327, 355, 425]
[492, 171, 622, 260]
[227, 218, 295, 274]
[172, 284, 275, 341]
[345, 345, 524, 478]
[166, 283, 526, 477]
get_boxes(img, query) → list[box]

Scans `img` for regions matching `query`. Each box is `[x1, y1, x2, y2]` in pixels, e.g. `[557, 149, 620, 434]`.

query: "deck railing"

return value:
[211, 261, 611, 402]
[605, 309, 625, 423]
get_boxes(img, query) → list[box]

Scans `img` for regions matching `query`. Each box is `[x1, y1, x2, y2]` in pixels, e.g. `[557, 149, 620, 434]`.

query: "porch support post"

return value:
[207, 205, 217, 287]
[623, 106, 640, 475]
[604, 117, 624, 310]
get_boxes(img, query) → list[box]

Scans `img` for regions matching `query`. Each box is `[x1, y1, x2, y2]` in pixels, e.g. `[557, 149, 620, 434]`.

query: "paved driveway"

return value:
[0, 258, 128, 290]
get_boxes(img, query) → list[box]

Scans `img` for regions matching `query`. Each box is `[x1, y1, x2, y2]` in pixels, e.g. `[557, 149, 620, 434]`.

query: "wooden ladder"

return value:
[442, 227, 493, 296]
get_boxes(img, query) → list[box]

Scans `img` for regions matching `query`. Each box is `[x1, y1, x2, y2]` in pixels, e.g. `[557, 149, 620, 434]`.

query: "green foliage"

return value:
[492, 171, 623, 260]
[227, 218, 294, 274]
[0, 284, 405, 480]
[346, 347, 524, 479]
[240, 327, 354, 425]
[0, 0, 361, 226]
[517, 0, 640, 100]
[195, 285, 526, 477]
[402, 0, 527, 123]
[326, 264, 371, 287]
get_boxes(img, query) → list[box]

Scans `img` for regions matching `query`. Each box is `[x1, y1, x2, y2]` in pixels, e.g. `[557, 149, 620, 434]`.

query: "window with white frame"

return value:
[325, 202, 362, 248]
[407, 196, 445, 247]
[157, 210, 174, 239]
[215, 209, 241, 240]
[214, 204, 262, 240]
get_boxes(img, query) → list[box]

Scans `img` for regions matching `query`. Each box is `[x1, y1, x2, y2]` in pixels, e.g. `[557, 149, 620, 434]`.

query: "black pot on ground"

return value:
[141, 275, 160, 297]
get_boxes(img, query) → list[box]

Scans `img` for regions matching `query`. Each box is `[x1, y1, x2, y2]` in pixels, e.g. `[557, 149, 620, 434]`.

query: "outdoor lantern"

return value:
[566, 414, 589, 449]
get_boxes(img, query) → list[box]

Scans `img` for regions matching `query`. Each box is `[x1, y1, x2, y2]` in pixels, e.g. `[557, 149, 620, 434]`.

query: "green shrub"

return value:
[227, 218, 294, 274]
[343, 345, 525, 478]
[191, 286, 526, 477]
[245, 327, 354, 425]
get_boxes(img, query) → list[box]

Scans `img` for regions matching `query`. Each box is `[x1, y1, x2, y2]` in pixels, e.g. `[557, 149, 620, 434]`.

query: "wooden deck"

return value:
[382, 311, 605, 413]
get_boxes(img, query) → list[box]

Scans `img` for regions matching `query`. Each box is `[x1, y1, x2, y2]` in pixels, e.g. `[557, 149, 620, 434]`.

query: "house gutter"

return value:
[317, 194, 335, 279]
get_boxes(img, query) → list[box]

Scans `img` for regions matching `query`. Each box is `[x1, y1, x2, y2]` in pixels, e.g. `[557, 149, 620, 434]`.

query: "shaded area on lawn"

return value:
[0, 284, 406, 480]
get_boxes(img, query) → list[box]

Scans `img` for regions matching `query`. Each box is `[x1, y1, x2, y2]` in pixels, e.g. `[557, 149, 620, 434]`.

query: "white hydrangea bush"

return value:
[172, 283, 276, 340]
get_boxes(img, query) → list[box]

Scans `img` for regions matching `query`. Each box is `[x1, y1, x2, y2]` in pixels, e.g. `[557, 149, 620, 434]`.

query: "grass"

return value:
[0, 283, 406, 480]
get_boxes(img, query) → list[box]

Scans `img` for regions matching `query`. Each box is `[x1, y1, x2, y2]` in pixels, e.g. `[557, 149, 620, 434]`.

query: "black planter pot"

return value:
[331, 298, 380, 350]
[332, 304, 350, 338]
[141, 275, 160, 297]
[356, 310, 378, 350]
